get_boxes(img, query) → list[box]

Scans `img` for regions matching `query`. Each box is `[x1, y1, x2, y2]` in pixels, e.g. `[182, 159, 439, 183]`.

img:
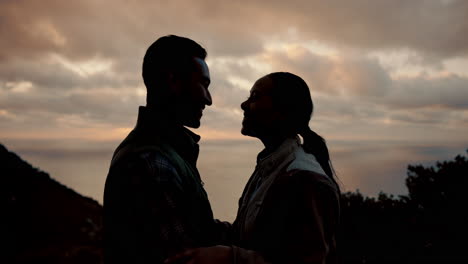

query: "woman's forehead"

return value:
[251, 76, 273, 93]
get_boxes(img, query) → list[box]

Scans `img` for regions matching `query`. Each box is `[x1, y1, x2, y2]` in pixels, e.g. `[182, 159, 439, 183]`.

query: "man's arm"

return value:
[213, 219, 233, 244]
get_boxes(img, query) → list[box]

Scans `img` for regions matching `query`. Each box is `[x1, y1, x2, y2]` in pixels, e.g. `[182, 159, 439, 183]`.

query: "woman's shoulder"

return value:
[283, 146, 338, 194]
[283, 168, 337, 195]
[286, 145, 324, 173]
[285, 146, 326, 177]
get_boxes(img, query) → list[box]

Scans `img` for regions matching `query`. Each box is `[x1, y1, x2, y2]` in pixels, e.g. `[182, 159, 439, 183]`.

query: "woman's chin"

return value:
[241, 126, 257, 138]
[241, 127, 248, 136]
[241, 126, 251, 136]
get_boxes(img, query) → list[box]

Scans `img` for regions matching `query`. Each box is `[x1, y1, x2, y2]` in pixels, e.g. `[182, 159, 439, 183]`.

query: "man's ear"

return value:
[167, 72, 182, 95]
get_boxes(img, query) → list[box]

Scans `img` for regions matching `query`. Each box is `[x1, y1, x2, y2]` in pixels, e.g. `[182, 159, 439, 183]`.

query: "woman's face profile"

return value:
[240, 76, 282, 138]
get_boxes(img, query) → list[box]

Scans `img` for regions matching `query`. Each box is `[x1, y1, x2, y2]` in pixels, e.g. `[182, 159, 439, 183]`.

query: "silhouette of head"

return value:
[142, 35, 212, 128]
[241, 72, 338, 183]
[241, 72, 312, 138]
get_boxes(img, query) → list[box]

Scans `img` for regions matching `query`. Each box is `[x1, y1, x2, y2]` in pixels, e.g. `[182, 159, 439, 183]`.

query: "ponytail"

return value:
[299, 126, 339, 189]
[266, 72, 339, 191]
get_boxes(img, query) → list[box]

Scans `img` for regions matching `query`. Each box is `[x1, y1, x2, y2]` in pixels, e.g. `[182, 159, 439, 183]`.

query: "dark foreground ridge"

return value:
[1, 143, 103, 264]
[2, 143, 468, 263]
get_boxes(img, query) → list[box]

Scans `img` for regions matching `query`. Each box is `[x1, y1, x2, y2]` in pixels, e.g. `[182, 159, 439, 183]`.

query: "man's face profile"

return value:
[171, 57, 212, 128]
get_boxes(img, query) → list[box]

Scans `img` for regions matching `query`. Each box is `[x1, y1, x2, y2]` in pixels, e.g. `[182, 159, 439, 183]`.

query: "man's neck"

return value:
[145, 104, 182, 126]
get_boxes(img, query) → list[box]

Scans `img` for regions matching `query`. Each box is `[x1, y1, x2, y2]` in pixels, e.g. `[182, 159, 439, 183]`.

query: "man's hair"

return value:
[142, 35, 207, 101]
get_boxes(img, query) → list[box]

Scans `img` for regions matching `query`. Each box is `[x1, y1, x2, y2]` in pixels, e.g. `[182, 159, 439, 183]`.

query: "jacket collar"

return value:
[256, 136, 300, 174]
[134, 106, 201, 165]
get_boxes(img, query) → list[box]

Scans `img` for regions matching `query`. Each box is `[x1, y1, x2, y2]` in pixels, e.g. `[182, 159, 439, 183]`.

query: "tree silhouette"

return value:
[340, 149, 468, 263]
[405, 149, 468, 262]
[407, 150, 468, 212]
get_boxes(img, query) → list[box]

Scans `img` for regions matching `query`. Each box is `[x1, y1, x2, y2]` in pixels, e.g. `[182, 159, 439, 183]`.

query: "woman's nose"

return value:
[241, 100, 247, 111]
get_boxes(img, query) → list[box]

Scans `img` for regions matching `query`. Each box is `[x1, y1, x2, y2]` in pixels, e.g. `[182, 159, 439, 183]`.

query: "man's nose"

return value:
[204, 89, 212, 106]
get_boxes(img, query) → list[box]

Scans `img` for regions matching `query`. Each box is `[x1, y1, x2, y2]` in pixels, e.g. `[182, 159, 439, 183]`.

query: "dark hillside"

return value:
[1, 144, 103, 264]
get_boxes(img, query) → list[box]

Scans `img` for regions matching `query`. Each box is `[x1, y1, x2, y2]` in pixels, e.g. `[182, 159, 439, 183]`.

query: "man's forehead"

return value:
[193, 57, 210, 78]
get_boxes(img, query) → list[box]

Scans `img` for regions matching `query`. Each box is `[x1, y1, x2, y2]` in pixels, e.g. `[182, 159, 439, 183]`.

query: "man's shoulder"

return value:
[110, 143, 181, 184]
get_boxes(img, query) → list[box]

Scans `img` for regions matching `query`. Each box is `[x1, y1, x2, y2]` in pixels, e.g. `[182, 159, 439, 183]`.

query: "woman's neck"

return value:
[259, 135, 289, 154]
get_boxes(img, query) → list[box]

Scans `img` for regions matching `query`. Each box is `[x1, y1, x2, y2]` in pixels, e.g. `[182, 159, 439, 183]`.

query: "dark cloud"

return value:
[385, 74, 468, 110]
[0, 0, 268, 134]
[195, 0, 468, 61]
[2, 0, 468, 65]
[2, 0, 466, 128]
[264, 0, 468, 61]
[209, 58, 264, 83]
[0, 0, 264, 64]
[264, 47, 468, 112]
[0, 57, 137, 91]
[265, 47, 339, 94]
[265, 47, 392, 95]
[0, 86, 142, 132]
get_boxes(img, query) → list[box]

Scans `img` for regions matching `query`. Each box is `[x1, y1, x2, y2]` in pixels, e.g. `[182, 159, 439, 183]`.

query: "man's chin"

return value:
[184, 119, 201, 128]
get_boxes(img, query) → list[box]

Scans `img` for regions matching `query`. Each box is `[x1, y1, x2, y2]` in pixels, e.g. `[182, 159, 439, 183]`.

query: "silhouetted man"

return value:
[103, 35, 223, 264]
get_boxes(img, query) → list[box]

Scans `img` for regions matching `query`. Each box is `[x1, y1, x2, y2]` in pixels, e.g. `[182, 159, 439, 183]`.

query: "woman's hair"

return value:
[266, 72, 339, 188]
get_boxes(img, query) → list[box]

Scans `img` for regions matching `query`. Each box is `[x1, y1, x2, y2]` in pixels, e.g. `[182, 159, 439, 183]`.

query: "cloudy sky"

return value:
[1, 0, 468, 220]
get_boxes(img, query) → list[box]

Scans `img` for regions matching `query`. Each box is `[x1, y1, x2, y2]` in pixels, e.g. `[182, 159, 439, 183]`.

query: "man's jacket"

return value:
[103, 106, 223, 264]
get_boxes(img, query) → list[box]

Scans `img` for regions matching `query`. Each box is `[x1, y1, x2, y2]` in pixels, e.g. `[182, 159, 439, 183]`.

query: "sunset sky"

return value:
[1, 0, 468, 220]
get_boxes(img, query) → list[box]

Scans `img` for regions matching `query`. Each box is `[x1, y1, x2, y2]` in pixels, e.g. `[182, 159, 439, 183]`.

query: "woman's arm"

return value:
[166, 171, 340, 264]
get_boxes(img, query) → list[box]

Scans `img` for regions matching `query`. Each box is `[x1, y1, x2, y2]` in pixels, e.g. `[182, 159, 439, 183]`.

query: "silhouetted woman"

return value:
[167, 72, 341, 264]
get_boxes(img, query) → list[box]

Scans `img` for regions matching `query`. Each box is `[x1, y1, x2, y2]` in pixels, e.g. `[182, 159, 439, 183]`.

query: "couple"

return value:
[103, 35, 340, 264]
